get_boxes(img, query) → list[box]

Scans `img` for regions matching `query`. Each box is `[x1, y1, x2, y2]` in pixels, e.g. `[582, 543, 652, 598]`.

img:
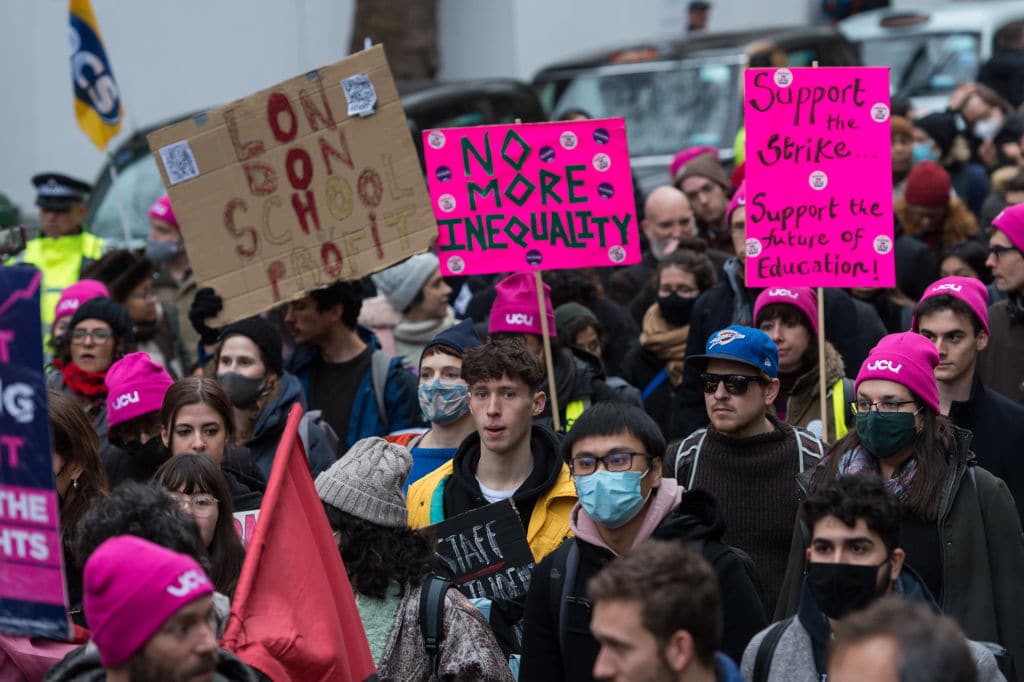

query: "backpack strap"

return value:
[793, 427, 825, 475]
[641, 367, 669, 402]
[557, 539, 581, 680]
[419, 575, 453, 681]
[670, 428, 708, 489]
[753, 617, 792, 682]
[371, 350, 391, 433]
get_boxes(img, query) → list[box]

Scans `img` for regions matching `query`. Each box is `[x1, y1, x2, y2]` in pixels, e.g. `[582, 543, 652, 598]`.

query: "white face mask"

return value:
[974, 116, 1001, 142]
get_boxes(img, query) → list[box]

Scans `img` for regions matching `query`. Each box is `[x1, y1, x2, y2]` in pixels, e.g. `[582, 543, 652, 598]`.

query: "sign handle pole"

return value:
[535, 270, 561, 432]
[817, 287, 828, 440]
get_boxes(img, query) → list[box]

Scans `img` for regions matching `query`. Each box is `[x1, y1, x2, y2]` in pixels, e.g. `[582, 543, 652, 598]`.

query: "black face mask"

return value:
[806, 560, 890, 620]
[122, 435, 168, 464]
[656, 293, 696, 327]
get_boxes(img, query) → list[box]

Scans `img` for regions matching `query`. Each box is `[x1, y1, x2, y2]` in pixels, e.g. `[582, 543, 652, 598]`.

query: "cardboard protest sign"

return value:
[0, 267, 71, 639]
[233, 509, 259, 547]
[421, 499, 534, 601]
[147, 45, 436, 324]
[743, 67, 895, 287]
[423, 118, 640, 276]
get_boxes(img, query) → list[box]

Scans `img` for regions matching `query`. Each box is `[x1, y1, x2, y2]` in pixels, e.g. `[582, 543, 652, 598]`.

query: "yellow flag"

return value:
[69, 0, 123, 150]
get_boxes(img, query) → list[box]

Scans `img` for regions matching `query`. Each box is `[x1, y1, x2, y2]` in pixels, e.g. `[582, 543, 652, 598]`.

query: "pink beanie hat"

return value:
[855, 333, 940, 413]
[84, 535, 213, 668]
[992, 203, 1024, 252]
[148, 194, 179, 231]
[754, 286, 818, 335]
[669, 145, 719, 180]
[488, 272, 556, 338]
[913, 276, 989, 335]
[105, 352, 174, 427]
[53, 279, 109, 321]
[726, 180, 747, 226]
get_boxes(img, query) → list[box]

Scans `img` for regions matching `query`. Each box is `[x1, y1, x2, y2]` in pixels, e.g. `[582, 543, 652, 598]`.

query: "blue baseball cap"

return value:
[687, 325, 778, 378]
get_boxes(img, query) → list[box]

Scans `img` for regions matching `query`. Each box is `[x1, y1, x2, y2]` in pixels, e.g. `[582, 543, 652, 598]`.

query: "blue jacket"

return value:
[247, 371, 337, 478]
[287, 327, 423, 449]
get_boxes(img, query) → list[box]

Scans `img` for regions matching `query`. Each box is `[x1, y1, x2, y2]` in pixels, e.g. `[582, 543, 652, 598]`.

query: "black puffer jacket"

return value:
[45, 642, 264, 682]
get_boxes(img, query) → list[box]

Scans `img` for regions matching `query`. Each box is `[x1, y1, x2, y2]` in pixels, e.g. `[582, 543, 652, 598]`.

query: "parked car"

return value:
[86, 79, 546, 247]
[532, 26, 860, 196]
[840, 1, 1024, 114]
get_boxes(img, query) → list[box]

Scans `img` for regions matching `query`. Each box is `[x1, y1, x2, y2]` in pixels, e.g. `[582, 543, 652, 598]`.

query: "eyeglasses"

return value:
[701, 373, 764, 395]
[71, 328, 113, 343]
[988, 244, 1020, 261]
[570, 451, 650, 476]
[852, 400, 919, 414]
[169, 493, 220, 517]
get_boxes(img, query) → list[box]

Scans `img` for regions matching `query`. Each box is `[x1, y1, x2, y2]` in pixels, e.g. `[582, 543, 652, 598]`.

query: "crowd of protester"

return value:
[4, 62, 1024, 681]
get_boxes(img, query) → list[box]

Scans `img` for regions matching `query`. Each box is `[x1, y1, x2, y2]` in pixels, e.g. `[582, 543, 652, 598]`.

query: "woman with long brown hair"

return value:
[776, 332, 1024, 670]
[48, 389, 109, 625]
[154, 453, 246, 597]
[160, 376, 265, 511]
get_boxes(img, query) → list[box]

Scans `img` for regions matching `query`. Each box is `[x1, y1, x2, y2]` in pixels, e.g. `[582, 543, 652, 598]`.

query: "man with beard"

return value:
[587, 539, 744, 682]
[607, 186, 695, 308]
[47, 535, 259, 681]
[741, 475, 1004, 682]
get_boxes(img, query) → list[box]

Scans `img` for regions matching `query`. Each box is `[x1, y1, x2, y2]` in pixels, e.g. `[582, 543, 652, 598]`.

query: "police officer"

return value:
[9, 173, 105, 337]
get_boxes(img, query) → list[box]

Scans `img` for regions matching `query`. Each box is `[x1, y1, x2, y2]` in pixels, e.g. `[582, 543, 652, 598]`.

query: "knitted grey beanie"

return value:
[315, 437, 412, 528]
[371, 252, 439, 312]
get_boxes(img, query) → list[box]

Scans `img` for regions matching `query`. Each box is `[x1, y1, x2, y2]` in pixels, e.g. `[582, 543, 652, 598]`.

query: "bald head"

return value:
[643, 186, 694, 260]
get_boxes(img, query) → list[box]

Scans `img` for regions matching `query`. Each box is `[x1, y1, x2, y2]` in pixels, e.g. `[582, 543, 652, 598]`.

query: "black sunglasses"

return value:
[701, 372, 764, 395]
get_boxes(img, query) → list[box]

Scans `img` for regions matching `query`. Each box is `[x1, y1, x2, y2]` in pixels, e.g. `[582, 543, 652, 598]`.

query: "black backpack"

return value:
[419, 575, 453, 681]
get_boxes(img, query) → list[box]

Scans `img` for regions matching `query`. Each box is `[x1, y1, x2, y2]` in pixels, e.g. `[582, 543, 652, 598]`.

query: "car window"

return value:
[859, 33, 980, 98]
[536, 59, 742, 157]
[89, 155, 164, 248]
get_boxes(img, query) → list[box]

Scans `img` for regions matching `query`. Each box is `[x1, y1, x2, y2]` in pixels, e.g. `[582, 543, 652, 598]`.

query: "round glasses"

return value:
[169, 492, 220, 517]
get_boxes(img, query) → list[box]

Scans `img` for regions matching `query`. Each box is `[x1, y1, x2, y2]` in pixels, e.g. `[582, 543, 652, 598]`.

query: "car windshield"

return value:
[535, 59, 742, 157]
[859, 33, 980, 99]
[89, 155, 165, 248]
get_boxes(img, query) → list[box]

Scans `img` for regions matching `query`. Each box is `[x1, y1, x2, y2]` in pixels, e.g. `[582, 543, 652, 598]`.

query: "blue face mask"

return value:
[911, 142, 939, 164]
[145, 238, 181, 263]
[574, 469, 651, 528]
[418, 379, 469, 425]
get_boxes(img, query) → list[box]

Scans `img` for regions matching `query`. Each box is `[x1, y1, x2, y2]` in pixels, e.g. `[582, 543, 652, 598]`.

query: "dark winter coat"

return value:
[246, 371, 336, 478]
[950, 372, 1024, 522]
[519, 485, 767, 682]
[776, 428, 1024, 674]
[979, 49, 1024, 108]
[538, 346, 621, 432]
[976, 297, 1024, 407]
[621, 336, 682, 438]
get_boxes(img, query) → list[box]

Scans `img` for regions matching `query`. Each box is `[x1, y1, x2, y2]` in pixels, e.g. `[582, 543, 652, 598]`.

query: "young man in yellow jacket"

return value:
[408, 339, 576, 562]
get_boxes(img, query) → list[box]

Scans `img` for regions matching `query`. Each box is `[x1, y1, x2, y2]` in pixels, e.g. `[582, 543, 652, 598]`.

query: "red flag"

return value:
[222, 404, 377, 681]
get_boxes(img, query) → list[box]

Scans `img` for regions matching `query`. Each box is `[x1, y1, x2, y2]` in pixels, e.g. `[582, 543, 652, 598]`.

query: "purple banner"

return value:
[0, 266, 71, 639]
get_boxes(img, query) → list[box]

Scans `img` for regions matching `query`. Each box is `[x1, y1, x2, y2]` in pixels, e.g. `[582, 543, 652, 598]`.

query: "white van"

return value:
[840, 1, 1024, 113]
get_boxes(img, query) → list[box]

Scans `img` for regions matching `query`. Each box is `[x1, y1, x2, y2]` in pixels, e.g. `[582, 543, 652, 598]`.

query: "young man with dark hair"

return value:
[284, 279, 422, 448]
[830, 598, 983, 682]
[587, 539, 744, 682]
[519, 403, 765, 681]
[743, 475, 1003, 682]
[913, 276, 1024, 520]
[978, 204, 1024, 406]
[667, 325, 824, 615]
[407, 339, 575, 562]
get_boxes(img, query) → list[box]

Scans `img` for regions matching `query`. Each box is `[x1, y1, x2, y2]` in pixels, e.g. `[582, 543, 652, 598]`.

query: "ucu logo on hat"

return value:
[56, 299, 80, 316]
[931, 283, 963, 293]
[709, 329, 746, 348]
[767, 288, 799, 299]
[166, 568, 210, 598]
[112, 391, 139, 410]
[867, 359, 902, 374]
[505, 313, 534, 326]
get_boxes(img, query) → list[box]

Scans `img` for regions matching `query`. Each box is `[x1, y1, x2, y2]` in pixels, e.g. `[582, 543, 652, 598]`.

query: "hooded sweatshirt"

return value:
[519, 483, 767, 681]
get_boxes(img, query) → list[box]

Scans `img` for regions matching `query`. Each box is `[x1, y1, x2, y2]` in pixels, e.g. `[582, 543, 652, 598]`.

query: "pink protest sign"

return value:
[743, 67, 895, 287]
[422, 118, 640, 276]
